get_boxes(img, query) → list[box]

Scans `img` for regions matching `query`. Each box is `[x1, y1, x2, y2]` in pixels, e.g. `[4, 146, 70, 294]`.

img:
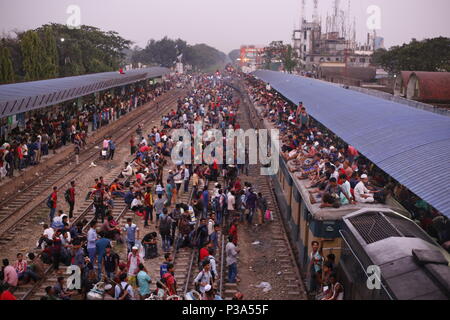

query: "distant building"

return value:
[292, 20, 374, 73]
[374, 37, 385, 50]
[239, 45, 265, 72]
[394, 71, 413, 97]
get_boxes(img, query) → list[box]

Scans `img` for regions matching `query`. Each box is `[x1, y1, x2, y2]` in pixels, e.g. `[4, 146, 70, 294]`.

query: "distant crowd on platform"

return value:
[0, 82, 172, 180]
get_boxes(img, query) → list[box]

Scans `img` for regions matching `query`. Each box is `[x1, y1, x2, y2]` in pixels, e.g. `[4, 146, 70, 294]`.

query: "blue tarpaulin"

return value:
[253, 70, 450, 219]
[0, 67, 170, 119]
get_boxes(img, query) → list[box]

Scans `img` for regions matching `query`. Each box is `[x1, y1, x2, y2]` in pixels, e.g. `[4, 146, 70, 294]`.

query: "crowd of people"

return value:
[0, 71, 266, 300]
[245, 75, 450, 252]
[0, 81, 171, 181]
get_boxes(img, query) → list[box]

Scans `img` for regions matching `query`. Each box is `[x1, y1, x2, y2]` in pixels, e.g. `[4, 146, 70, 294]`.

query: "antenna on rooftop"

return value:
[313, 0, 319, 23]
[301, 0, 306, 27]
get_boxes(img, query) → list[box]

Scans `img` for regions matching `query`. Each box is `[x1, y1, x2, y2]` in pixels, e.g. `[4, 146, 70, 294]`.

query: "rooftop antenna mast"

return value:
[313, 0, 319, 23]
[332, 0, 341, 33]
[301, 0, 306, 27]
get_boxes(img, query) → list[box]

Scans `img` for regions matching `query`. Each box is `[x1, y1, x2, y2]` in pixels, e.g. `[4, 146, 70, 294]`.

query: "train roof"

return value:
[253, 70, 450, 219]
[0, 67, 170, 119]
[262, 117, 397, 221]
[343, 209, 450, 300]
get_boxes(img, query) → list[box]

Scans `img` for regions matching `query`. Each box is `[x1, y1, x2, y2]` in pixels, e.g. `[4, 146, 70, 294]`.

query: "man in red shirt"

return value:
[0, 284, 16, 300]
[229, 220, 238, 245]
[162, 263, 177, 297]
[130, 134, 136, 155]
[49, 186, 58, 223]
[199, 241, 213, 263]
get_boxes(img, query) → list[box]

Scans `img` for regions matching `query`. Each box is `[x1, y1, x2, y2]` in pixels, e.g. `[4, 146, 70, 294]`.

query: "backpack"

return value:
[46, 194, 53, 208]
[93, 191, 103, 205]
[119, 283, 132, 300]
[64, 189, 71, 203]
[159, 216, 171, 234]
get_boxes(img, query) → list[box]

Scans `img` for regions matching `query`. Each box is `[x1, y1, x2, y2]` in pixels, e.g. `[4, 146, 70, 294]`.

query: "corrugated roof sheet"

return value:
[0, 67, 170, 118]
[408, 71, 450, 102]
[252, 70, 450, 218]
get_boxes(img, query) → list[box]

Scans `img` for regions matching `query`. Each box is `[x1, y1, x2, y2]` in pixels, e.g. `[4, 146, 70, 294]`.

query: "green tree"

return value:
[20, 30, 46, 81]
[372, 37, 450, 74]
[0, 45, 15, 84]
[264, 41, 284, 70]
[281, 44, 297, 73]
[228, 49, 240, 65]
[41, 27, 59, 78]
[132, 37, 226, 72]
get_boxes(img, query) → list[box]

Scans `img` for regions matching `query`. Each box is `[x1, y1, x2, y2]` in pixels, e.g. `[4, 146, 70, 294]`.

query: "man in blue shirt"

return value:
[108, 138, 116, 160]
[123, 218, 139, 253]
[95, 232, 111, 280]
[124, 188, 135, 206]
[202, 186, 209, 219]
[159, 253, 172, 279]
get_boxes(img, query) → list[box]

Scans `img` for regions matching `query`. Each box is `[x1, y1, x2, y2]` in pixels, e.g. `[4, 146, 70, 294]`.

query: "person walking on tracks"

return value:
[159, 208, 173, 253]
[48, 186, 58, 224]
[87, 221, 98, 266]
[93, 185, 106, 223]
[194, 259, 213, 297]
[226, 235, 239, 283]
[65, 181, 76, 219]
[108, 137, 116, 160]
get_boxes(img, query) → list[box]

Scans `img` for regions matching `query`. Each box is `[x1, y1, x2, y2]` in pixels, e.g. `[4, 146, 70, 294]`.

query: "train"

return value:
[241, 84, 450, 300]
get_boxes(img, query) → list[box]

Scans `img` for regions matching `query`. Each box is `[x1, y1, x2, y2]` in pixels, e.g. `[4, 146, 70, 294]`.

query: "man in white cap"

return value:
[127, 246, 141, 288]
[354, 174, 375, 203]
[103, 284, 116, 300]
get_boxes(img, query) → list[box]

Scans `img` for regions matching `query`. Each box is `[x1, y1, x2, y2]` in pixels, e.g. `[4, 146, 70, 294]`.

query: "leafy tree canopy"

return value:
[372, 37, 450, 74]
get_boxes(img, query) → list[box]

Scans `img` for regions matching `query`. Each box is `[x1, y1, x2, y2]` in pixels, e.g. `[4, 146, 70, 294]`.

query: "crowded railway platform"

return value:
[0, 67, 449, 302]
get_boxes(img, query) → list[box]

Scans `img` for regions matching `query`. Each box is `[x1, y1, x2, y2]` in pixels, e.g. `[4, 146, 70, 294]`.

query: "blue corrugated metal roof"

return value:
[0, 67, 170, 118]
[252, 70, 450, 219]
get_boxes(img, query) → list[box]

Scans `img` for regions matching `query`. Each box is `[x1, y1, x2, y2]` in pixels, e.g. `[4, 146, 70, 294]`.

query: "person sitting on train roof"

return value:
[294, 153, 322, 178]
[354, 174, 375, 203]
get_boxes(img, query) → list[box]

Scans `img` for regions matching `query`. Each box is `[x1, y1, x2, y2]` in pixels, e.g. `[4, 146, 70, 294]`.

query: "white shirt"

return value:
[226, 242, 238, 266]
[123, 165, 133, 177]
[127, 252, 139, 276]
[340, 180, 352, 199]
[131, 198, 142, 208]
[227, 194, 235, 211]
[193, 270, 213, 294]
[114, 281, 135, 299]
[208, 219, 215, 235]
[354, 181, 371, 202]
[43, 227, 54, 239]
[208, 255, 217, 276]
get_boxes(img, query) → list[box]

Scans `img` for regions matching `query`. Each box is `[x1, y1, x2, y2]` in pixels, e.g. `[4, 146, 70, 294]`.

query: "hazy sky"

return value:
[0, 0, 449, 53]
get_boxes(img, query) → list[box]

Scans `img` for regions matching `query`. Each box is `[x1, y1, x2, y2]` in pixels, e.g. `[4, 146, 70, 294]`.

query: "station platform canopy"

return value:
[252, 70, 450, 219]
[0, 67, 170, 119]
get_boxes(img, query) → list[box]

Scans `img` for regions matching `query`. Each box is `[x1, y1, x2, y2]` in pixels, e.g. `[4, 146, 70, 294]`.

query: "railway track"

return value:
[18, 86, 195, 300]
[0, 91, 184, 245]
[233, 80, 307, 300]
[0, 92, 182, 300]
[223, 80, 306, 300]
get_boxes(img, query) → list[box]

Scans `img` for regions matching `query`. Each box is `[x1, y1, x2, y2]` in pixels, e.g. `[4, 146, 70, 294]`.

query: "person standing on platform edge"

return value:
[108, 137, 116, 160]
[74, 142, 80, 165]
[226, 235, 239, 283]
[130, 134, 136, 155]
[48, 186, 58, 224]
[65, 181, 76, 219]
